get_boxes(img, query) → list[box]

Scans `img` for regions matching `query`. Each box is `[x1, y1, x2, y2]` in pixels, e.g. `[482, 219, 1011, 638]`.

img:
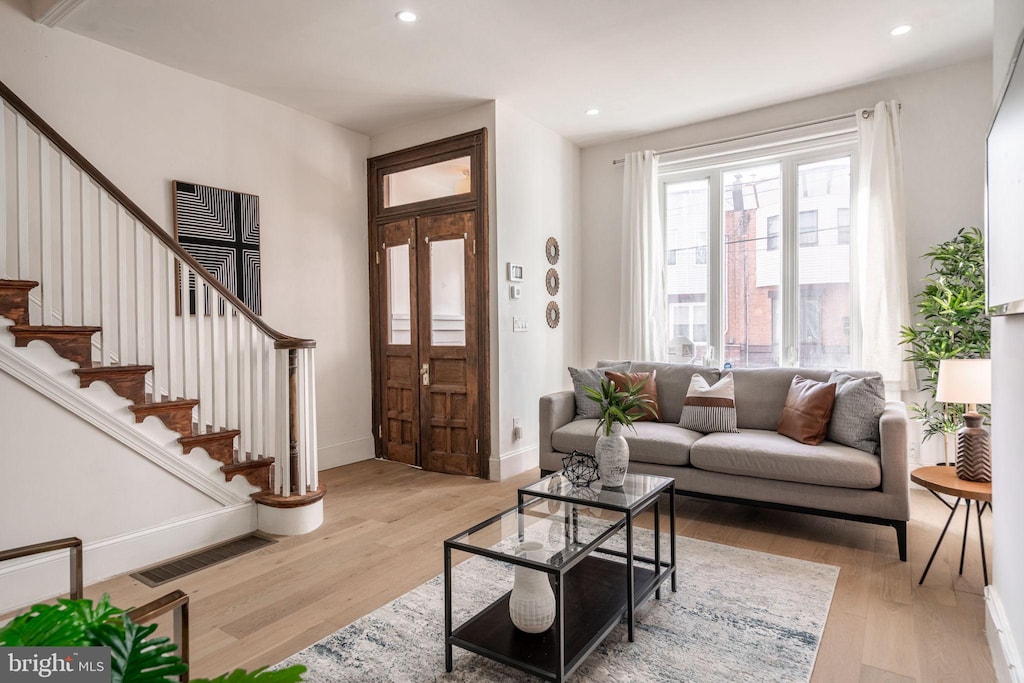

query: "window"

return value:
[766, 216, 780, 251]
[837, 207, 850, 245]
[799, 210, 818, 247]
[667, 249, 677, 266]
[661, 141, 854, 370]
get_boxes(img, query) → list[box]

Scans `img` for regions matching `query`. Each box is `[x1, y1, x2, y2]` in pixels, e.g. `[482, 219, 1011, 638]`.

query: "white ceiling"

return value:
[49, 0, 993, 147]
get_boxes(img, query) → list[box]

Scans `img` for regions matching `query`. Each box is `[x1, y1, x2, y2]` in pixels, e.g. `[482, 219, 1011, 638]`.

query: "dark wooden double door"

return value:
[376, 211, 481, 475]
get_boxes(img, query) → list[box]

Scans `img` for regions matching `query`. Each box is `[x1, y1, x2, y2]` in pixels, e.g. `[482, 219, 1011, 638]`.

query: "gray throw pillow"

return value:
[827, 371, 885, 454]
[568, 363, 630, 419]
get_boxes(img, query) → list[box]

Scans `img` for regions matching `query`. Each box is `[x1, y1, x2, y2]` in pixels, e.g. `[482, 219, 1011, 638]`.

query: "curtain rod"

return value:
[610, 104, 899, 166]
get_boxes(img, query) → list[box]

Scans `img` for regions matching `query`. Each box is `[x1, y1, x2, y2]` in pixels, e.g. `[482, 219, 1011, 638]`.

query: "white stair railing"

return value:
[0, 81, 319, 500]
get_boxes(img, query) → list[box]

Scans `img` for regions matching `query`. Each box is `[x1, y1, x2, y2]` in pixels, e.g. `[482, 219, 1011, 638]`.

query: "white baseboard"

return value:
[987, 585, 1023, 683]
[0, 503, 256, 615]
[489, 444, 538, 481]
[318, 436, 374, 470]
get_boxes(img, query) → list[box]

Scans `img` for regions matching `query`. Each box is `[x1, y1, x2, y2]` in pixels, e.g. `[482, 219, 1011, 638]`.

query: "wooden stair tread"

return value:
[9, 325, 100, 367]
[221, 457, 275, 474]
[74, 364, 153, 376]
[0, 279, 40, 289]
[253, 483, 326, 509]
[178, 429, 241, 445]
[9, 324, 102, 334]
[130, 398, 200, 412]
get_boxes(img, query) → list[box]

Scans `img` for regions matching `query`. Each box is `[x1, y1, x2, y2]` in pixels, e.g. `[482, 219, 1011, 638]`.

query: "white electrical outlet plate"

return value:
[512, 317, 527, 332]
[510, 284, 522, 299]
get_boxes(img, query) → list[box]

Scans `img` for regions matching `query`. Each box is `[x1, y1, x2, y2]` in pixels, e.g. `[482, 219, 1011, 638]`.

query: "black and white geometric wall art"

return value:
[173, 181, 261, 315]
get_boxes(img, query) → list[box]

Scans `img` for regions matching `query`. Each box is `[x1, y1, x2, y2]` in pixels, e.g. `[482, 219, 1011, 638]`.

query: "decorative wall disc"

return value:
[545, 268, 560, 296]
[546, 301, 560, 328]
[545, 237, 560, 265]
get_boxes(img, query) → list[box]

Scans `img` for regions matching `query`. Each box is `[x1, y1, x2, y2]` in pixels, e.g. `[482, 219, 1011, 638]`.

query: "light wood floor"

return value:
[83, 459, 995, 682]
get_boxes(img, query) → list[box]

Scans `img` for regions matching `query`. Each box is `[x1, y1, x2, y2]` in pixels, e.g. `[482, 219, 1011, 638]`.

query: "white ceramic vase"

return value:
[596, 423, 629, 487]
[508, 541, 555, 633]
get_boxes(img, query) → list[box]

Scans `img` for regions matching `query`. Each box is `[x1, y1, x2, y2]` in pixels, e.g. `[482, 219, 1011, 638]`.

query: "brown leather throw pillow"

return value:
[603, 370, 661, 421]
[777, 375, 837, 445]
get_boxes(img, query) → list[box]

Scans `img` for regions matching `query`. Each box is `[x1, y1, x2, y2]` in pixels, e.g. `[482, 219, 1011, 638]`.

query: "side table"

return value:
[911, 465, 992, 586]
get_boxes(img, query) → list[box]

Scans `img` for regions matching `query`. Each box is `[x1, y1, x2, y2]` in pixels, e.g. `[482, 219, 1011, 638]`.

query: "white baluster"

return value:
[298, 349, 310, 496]
[166, 252, 180, 400]
[210, 290, 222, 430]
[0, 104, 7, 279]
[80, 176, 92, 325]
[116, 208, 129, 364]
[251, 325, 262, 462]
[99, 195, 113, 365]
[261, 334, 271, 463]
[39, 137, 52, 324]
[196, 276, 209, 433]
[180, 263, 194, 408]
[226, 307, 237, 430]
[134, 221, 145, 372]
[239, 316, 251, 460]
[308, 348, 318, 491]
[278, 348, 290, 497]
[16, 116, 28, 280]
[150, 234, 163, 401]
[265, 342, 276, 473]
[60, 157, 72, 323]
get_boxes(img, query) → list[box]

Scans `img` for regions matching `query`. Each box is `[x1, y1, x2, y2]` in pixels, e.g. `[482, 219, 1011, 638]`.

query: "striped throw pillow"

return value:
[678, 373, 739, 434]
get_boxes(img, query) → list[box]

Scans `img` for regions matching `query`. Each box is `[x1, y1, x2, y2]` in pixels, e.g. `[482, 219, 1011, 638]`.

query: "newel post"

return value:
[288, 348, 299, 495]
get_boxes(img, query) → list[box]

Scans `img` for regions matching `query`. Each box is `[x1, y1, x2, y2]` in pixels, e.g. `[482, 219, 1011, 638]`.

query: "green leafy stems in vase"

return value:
[583, 377, 657, 437]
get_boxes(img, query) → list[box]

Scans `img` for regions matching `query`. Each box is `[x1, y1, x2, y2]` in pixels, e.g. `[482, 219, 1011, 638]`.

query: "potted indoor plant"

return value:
[584, 377, 656, 486]
[0, 595, 306, 683]
[899, 226, 990, 458]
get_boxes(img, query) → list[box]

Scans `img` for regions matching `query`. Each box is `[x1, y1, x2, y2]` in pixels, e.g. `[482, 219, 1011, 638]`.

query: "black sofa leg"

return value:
[894, 521, 908, 561]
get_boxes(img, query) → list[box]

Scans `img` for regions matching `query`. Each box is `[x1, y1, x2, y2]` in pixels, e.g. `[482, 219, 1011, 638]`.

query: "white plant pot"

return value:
[596, 423, 629, 487]
[508, 541, 555, 633]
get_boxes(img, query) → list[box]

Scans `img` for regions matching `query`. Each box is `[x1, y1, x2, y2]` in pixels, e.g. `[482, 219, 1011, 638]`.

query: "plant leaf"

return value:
[191, 665, 307, 683]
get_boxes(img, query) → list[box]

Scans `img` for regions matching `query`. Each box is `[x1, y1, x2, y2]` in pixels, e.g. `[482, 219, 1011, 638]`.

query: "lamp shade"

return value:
[935, 358, 992, 405]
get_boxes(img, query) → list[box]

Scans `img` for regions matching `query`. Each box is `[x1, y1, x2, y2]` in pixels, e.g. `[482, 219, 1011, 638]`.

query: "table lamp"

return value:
[935, 358, 992, 482]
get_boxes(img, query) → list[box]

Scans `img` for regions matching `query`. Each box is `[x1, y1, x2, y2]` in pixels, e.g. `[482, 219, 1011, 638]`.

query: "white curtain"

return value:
[856, 101, 914, 395]
[619, 150, 667, 361]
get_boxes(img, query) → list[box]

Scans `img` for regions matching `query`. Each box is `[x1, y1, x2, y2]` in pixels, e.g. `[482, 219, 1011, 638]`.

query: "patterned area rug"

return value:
[278, 532, 838, 682]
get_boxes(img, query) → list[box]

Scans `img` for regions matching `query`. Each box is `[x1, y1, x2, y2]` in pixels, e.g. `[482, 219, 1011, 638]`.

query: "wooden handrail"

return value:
[0, 79, 313, 350]
[127, 590, 190, 683]
[0, 537, 82, 599]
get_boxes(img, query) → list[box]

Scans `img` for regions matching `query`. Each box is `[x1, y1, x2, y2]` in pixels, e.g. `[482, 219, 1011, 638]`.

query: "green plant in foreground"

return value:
[898, 226, 990, 440]
[584, 377, 657, 437]
[0, 596, 306, 683]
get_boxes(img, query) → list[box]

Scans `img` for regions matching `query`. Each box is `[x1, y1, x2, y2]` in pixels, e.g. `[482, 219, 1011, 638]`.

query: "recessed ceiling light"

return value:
[585, 108, 600, 116]
[890, 24, 912, 36]
[396, 10, 417, 22]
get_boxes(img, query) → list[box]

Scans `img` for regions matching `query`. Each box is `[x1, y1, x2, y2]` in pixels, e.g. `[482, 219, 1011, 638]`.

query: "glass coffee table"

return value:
[518, 471, 677, 642]
[444, 497, 633, 681]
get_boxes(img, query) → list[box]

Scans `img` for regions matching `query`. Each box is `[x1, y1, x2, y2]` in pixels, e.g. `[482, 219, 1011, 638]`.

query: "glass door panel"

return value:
[387, 243, 412, 345]
[797, 157, 852, 367]
[723, 163, 780, 368]
[429, 237, 466, 346]
[664, 178, 710, 364]
[383, 156, 472, 208]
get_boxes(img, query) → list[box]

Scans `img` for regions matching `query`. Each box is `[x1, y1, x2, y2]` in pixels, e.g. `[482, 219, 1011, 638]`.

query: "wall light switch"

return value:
[512, 317, 528, 332]
[510, 284, 522, 299]
[512, 417, 522, 441]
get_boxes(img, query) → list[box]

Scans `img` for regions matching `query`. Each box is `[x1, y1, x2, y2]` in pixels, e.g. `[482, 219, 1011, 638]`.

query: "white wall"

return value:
[0, 0, 373, 472]
[493, 102, 580, 477]
[0, 372, 258, 613]
[580, 57, 992, 463]
[990, 2, 1024, 678]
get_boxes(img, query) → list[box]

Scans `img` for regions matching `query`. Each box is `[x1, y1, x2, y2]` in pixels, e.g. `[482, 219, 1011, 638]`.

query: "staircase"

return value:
[0, 80, 324, 534]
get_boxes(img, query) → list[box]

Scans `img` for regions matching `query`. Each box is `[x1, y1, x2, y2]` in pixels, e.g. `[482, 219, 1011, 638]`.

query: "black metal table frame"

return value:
[517, 474, 677, 643]
[918, 489, 990, 586]
[443, 503, 629, 682]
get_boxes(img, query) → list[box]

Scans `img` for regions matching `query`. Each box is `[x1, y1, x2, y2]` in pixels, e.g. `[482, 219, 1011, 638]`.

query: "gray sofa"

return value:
[539, 362, 910, 560]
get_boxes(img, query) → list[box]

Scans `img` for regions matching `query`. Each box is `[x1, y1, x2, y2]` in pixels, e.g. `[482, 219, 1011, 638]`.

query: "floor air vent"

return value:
[131, 533, 276, 587]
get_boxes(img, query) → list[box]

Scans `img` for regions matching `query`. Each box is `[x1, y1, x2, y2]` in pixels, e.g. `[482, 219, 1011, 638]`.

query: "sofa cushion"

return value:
[777, 375, 837, 445]
[828, 371, 885, 454]
[679, 373, 739, 434]
[605, 361, 720, 424]
[551, 420, 701, 467]
[730, 368, 832, 430]
[603, 370, 661, 421]
[690, 429, 882, 489]
[568, 363, 630, 419]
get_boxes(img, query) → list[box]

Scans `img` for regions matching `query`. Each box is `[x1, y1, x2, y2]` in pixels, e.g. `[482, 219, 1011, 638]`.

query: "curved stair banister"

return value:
[0, 79, 323, 518]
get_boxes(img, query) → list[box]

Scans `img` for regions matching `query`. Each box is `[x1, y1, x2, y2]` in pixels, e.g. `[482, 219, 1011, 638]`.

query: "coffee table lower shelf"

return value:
[449, 555, 656, 681]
